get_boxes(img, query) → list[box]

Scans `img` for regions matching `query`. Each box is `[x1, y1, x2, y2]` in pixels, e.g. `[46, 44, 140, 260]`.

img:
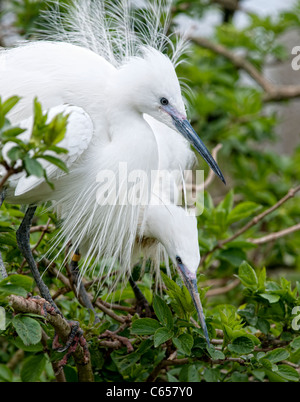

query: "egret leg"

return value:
[129, 276, 151, 317]
[0, 190, 8, 279]
[69, 249, 100, 324]
[16, 205, 61, 315]
[16, 206, 89, 365]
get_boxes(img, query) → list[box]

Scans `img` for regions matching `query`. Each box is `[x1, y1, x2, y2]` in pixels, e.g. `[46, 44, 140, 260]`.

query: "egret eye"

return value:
[160, 97, 169, 106]
[176, 256, 182, 265]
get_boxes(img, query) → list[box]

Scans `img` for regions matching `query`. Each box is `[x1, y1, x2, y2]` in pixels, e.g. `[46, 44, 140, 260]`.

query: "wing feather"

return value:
[3, 104, 94, 197]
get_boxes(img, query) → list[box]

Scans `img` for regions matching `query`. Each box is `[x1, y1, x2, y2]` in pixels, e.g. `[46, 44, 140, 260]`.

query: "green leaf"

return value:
[153, 295, 173, 330]
[264, 348, 290, 363]
[12, 315, 42, 346]
[20, 354, 47, 382]
[153, 327, 173, 347]
[131, 318, 161, 335]
[217, 189, 234, 215]
[204, 367, 220, 382]
[44, 113, 68, 146]
[219, 248, 246, 267]
[252, 369, 265, 382]
[0, 232, 17, 247]
[207, 346, 225, 360]
[12, 337, 43, 352]
[39, 155, 68, 173]
[260, 293, 280, 304]
[24, 156, 44, 178]
[0, 284, 28, 297]
[6, 146, 24, 161]
[276, 364, 300, 382]
[260, 358, 276, 371]
[172, 333, 194, 356]
[228, 336, 255, 355]
[161, 272, 180, 293]
[238, 304, 257, 326]
[238, 261, 258, 289]
[227, 201, 260, 224]
[1, 96, 21, 116]
[258, 267, 266, 291]
[179, 364, 200, 382]
[187, 365, 200, 382]
[1, 127, 26, 139]
[0, 364, 13, 382]
[161, 273, 194, 318]
[0, 222, 15, 233]
[229, 372, 248, 382]
[290, 336, 300, 351]
[0, 274, 33, 292]
[257, 318, 270, 335]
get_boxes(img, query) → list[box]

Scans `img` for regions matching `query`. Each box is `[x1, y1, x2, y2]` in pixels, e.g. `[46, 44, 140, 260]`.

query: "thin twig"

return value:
[206, 278, 240, 297]
[0, 166, 22, 193]
[187, 144, 223, 192]
[30, 224, 55, 233]
[95, 299, 127, 324]
[31, 219, 52, 253]
[248, 222, 300, 245]
[147, 355, 247, 382]
[99, 299, 135, 313]
[99, 329, 134, 353]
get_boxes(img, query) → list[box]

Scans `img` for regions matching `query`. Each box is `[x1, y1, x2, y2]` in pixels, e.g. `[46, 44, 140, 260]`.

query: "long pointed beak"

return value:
[177, 263, 210, 346]
[163, 105, 226, 185]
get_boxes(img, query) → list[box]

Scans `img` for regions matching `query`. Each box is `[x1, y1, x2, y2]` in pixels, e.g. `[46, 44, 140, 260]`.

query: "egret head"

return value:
[143, 204, 210, 345]
[116, 47, 225, 185]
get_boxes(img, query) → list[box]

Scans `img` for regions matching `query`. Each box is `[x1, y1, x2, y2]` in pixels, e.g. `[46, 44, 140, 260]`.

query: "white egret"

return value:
[0, 0, 225, 346]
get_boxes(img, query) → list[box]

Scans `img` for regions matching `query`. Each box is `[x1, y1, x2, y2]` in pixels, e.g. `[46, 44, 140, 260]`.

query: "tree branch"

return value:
[95, 299, 128, 324]
[248, 222, 300, 245]
[9, 295, 94, 382]
[206, 278, 240, 297]
[0, 166, 22, 193]
[189, 35, 300, 102]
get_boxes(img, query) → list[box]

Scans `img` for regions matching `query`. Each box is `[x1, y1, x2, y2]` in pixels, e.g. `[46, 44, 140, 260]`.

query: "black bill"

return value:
[177, 262, 210, 346]
[162, 104, 226, 185]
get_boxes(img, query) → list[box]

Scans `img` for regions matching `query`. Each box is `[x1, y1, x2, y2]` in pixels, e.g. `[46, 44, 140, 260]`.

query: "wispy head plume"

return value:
[35, 0, 189, 68]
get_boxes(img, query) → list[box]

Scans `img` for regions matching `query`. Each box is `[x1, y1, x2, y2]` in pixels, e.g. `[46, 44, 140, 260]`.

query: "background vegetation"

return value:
[0, 0, 300, 383]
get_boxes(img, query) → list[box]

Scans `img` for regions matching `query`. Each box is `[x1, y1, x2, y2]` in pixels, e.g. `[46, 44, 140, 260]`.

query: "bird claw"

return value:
[52, 320, 89, 372]
[53, 320, 81, 353]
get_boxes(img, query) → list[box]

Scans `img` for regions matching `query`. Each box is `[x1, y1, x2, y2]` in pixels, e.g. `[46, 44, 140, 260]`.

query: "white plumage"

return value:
[0, 0, 225, 344]
[1, 38, 195, 278]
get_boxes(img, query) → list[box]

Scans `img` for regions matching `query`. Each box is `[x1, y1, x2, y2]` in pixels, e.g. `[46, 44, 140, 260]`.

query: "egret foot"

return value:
[129, 276, 152, 317]
[52, 320, 89, 373]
